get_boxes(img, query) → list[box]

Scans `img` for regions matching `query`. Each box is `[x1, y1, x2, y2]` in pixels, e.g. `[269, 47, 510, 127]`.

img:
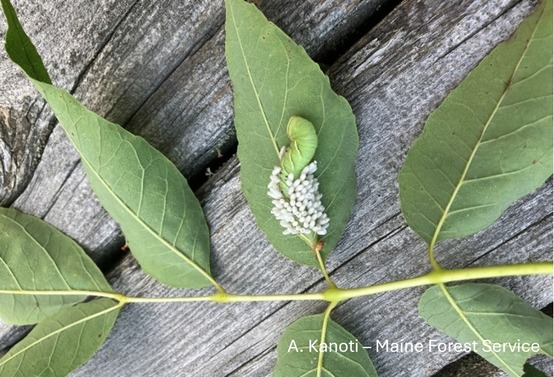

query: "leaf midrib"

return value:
[0, 214, 71, 290]
[25, 85, 214, 286]
[316, 312, 331, 377]
[428, 7, 544, 250]
[227, 0, 280, 157]
[438, 284, 519, 376]
[0, 301, 121, 368]
[305, 317, 370, 377]
[78, 154, 213, 285]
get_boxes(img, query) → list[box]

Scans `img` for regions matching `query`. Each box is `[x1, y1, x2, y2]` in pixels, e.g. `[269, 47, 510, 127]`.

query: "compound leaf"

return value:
[420, 283, 553, 377]
[0, 299, 121, 377]
[1, 0, 216, 289]
[274, 313, 377, 377]
[0, 208, 112, 325]
[399, 0, 552, 245]
[225, 0, 358, 267]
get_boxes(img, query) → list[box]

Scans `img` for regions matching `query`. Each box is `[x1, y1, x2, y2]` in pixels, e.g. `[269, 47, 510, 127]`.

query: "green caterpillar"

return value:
[279, 116, 318, 194]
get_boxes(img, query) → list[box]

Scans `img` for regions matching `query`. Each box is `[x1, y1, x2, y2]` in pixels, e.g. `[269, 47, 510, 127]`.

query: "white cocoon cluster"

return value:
[267, 161, 329, 235]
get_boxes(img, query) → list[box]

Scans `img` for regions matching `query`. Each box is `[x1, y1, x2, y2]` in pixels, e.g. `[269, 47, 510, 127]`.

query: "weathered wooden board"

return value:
[68, 182, 551, 376]
[0, 0, 392, 355]
[0, 0, 139, 352]
[7, 0, 388, 264]
[0, 0, 138, 205]
[0, 0, 551, 376]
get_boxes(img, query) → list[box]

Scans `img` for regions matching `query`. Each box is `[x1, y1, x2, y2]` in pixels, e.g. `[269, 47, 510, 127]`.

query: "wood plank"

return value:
[0, 0, 138, 205]
[9, 0, 386, 264]
[1, 0, 551, 375]
[6, 0, 228, 254]
[0, 0, 392, 351]
[69, 0, 554, 375]
[68, 178, 551, 376]
[0, 0, 139, 349]
[435, 345, 553, 377]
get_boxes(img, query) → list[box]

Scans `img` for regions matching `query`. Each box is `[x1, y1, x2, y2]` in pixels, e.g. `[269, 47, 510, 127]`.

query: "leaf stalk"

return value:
[4, 262, 549, 305]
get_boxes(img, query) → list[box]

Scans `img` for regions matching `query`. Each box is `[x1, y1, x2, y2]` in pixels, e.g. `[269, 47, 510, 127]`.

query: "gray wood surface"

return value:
[0, 0, 138, 206]
[0, 0, 392, 356]
[5, 0, 387, 263]
[0, 0, 551, 376]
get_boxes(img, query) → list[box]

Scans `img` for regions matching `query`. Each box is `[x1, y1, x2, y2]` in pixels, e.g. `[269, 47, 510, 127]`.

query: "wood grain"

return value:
[0, 0, 551, 376]
[0, 0, 138, 205]
[0, 0, 391, 354]
[7, 0, 386, 264]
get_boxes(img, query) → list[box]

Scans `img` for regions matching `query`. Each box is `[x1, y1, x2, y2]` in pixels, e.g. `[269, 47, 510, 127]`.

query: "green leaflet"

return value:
[419, 283, 553, 377]
[0, 299, 121, 377]
[0, 0, 50, 84]
[225, 0, 358, 267]
[399, 0, 553, 246]
[0, 208, 112, 325]
[2, 0, 216, 289]
[274, 314, 377, 377]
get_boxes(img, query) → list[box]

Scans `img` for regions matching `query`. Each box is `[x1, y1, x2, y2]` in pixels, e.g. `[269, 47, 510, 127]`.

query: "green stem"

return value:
[333, 262, 552, 301]
[316, 301, 338, 377]
[2, 262, 550, 305]
[315, 244, 336, 289]
[127, 291, 325, 304]
[299, 233, 336, 288]
[428, 244, 442, 271]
